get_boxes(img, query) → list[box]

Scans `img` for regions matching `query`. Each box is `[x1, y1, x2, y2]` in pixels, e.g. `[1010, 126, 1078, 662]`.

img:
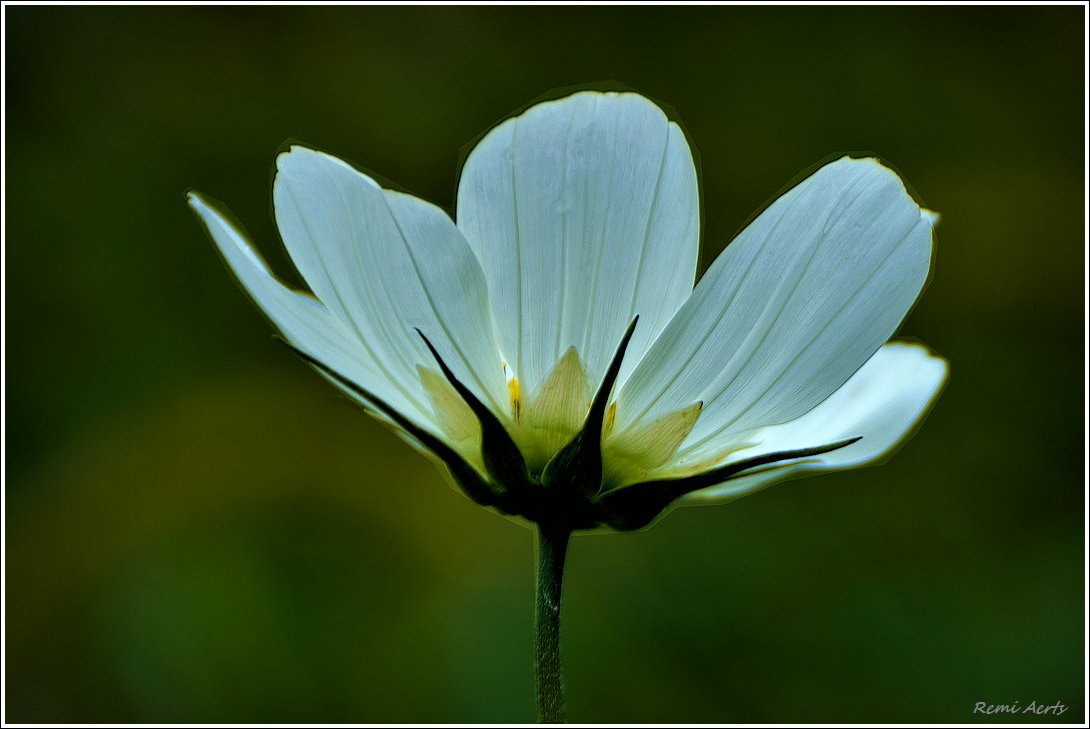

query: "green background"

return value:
[5, 5, 1084, 723]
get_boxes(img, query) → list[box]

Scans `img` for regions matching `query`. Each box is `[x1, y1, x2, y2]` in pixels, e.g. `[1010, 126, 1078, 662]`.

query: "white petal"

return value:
[188, 192, 436, 428]
[619, 157, 934, 453]
[456, 91, 700, 398]
[682, 342, 948, 504]
[273, 146, 508, 417]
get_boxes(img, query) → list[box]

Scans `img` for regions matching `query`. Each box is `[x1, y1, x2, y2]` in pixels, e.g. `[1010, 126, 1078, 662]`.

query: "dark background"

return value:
[4, 5, 1084, 723]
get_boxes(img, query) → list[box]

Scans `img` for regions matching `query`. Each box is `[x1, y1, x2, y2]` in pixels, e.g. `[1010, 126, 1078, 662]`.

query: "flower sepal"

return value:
[537, 317, 638, 498]
[591, 437, 862, 531]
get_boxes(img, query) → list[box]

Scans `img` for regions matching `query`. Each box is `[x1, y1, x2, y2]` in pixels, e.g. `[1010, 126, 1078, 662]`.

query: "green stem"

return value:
[535, 524, 571, 723]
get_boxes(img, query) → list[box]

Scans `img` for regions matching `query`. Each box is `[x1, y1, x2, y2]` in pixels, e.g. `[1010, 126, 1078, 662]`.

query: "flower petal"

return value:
[681, 342, 948, 504]
[273, 146, 508, 419]
[619, 157, 935, 453]
[188, 192, 436, 428]
[456, 91, 700, 398]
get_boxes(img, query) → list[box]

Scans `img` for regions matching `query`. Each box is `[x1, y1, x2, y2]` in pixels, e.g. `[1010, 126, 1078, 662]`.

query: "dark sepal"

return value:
[415, 329, 534, 492]
[540, 316, 639, 497]
[279, 339, 512, 511]
[593, 437, 862, 531]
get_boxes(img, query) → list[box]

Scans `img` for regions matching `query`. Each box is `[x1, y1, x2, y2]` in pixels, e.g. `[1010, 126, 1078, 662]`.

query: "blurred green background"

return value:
[5, 5, 1084, 723]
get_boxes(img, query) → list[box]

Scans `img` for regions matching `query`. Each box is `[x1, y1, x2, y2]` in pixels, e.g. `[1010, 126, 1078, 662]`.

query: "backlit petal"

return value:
[681, 342, 948, 504]
[189, 192, 437, 429]
[457, 91, 700, 400]
[619, 157, 934, 454]
[273, 146, 508, 418]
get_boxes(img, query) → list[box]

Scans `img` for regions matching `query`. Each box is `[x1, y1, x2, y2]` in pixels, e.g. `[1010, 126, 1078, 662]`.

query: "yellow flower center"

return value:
[419, 347, 704, 489]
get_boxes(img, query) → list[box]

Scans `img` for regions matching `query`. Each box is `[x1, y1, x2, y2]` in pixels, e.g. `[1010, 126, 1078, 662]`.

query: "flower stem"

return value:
[535, 523, 571, 723]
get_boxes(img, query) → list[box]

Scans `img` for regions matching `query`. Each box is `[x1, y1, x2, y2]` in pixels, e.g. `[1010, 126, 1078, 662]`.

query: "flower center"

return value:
[419, 344, 704, 490]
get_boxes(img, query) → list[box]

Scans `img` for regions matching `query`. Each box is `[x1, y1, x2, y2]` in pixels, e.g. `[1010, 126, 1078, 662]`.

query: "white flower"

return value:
[189, 91, 947, 531]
